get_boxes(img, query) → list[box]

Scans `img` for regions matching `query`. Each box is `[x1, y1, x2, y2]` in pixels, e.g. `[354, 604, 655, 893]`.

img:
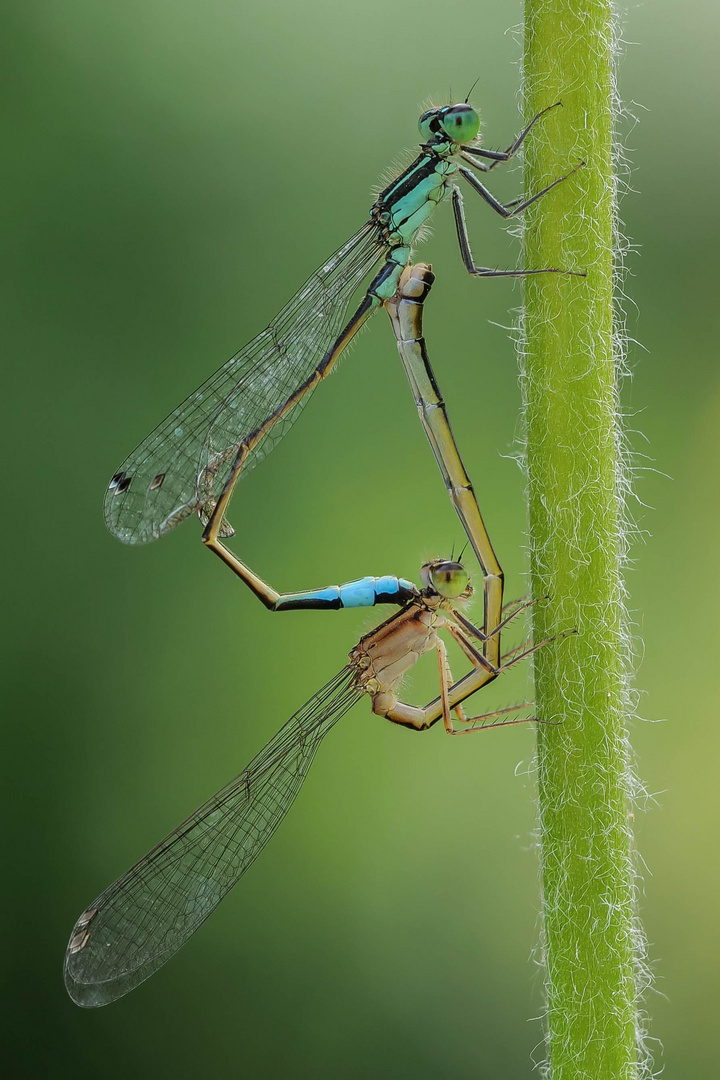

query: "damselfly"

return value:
[64, 557, 558, 1008]
[105, 101, 581, 605]
[208, 261, 508, 669]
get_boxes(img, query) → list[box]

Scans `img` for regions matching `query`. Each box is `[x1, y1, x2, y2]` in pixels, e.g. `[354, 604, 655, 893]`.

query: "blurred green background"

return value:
[2, 1, 718, 1076]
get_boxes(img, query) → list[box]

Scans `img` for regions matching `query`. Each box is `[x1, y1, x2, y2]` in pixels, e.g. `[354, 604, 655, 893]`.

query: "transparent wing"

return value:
[104, 223, 385, 544]
[64, 667, 361, 1008]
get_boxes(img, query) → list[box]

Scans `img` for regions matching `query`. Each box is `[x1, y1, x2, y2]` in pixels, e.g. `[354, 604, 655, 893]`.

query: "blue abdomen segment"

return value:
[275, 576, 418, 611]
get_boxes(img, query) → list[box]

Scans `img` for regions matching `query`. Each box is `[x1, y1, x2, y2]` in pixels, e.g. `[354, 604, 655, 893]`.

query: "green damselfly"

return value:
[219, 260, 508, 673]
[64, 555, 558, 1008]
[105, 100, 581, 631]
[68, 243, 576, 1005]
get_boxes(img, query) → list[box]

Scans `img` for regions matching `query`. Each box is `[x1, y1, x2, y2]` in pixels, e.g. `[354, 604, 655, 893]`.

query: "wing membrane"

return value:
[104, 224, 385, 544]
[64, 667, 361, 1007]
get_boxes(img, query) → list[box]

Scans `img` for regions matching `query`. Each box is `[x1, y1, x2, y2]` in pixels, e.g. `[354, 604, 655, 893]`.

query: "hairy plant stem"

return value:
[520, 2, 642, 1077]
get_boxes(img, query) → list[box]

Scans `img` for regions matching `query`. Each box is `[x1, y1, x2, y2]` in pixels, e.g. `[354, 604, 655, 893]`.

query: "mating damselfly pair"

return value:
[64, 97, 581, 1006]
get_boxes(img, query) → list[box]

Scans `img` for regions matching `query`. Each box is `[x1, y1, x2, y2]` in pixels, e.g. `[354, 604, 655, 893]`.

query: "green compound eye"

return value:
[418, 109, 440, 141]
[439, 104, 480, 144]
[429, 561, 470, 599]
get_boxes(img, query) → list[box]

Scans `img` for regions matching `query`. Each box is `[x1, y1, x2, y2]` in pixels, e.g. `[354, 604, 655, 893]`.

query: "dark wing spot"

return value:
[68, 907, 99, 953]
[115, 475, 132, 495]
[108, 472, 125, 490]
[77, 906, 99, 928]
[68, 927, 91, 953]
[148, 472, 166, 491]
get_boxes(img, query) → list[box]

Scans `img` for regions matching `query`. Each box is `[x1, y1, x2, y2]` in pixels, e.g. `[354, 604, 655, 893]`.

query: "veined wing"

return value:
[64, 667, 361, 1008]
[105, 223, 385, 544]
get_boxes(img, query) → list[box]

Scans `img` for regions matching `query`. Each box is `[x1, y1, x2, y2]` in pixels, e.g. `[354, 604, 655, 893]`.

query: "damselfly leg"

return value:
[202, 261, 560, 665]
[459, 101, 562, 171]
[69, 96, 585, 1013]
[435, 639, 538, 736]
[105, 100, 582, 578]
[64, 556, 568, 1008]
[451, 164, 585, 279]
[355, 574, 567, 735]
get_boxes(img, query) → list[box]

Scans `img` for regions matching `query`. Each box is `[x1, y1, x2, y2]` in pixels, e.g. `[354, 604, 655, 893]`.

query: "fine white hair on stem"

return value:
[511, 3, 656, 1077]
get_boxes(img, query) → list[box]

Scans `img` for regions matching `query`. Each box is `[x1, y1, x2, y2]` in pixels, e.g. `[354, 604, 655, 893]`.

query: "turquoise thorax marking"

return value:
[105, 103, 485, 548]
[389, 166, 453, 229]
[365, 152, 459, 302]
[369, 247, 412, 301]
[379, 154, 456, 242]
[275, 575, 418, 611]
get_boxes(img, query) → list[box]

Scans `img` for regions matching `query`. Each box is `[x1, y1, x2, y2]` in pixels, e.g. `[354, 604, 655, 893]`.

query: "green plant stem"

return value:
[521, 2, 642, 1078]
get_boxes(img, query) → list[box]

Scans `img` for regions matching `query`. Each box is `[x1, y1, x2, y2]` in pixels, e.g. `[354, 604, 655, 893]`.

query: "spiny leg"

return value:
[386, 617, 573, 732]
[444, 624, 564, 731]
[449, 595, 547, 648]
[496, 594, 549, 630]
[451, 184, 585, 279]
[456, 702, 536, 730]
[436, 634, 540, 735]
[436, 637, 455, 734]
[381, 635, 493, 733]
[458, 162, 584, 221]
[434, 636, 488, 729]
[500, 628, 576, 670]
[446, 621, 489, 669]
[443, 621, 524, 730]
[460, 102, 563, 172]
[459, 702, 561, 729]
[448, 706, 543, 735]
[383, 624, 497, 732]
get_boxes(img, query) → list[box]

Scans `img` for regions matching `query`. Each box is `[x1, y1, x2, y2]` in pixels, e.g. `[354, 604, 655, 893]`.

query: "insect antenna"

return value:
[464, 76, 481, 104]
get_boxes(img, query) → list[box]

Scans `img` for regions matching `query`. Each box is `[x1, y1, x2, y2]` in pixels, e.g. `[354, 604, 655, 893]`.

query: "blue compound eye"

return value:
[439, 104, 480, 144]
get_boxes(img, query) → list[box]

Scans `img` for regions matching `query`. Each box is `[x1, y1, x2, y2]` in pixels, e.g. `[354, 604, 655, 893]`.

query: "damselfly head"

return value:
[420, 559, 472, 600]
[418, 103, 480, 146]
